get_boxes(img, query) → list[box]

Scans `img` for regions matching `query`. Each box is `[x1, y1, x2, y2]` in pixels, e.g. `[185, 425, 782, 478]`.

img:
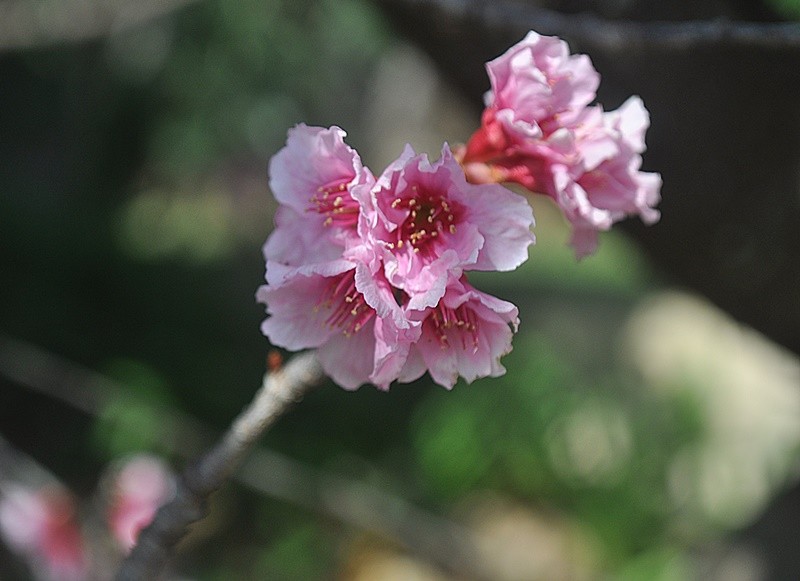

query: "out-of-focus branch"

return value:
[0, 433, 61, 489]
[114, 351, 323, 580]
[0, 336, 490, 580]
[0, 0, 199, 51]
[375, 0, 800, 50]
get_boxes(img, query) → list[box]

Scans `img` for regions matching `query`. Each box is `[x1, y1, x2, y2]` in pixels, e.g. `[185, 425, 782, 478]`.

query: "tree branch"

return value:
[375, 0, 800, 51]
[1, 335, 491, 579]
[114, 351, 324, 581]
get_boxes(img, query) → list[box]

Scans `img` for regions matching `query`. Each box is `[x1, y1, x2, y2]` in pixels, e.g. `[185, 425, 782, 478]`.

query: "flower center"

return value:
[428, 303, 479, 350]
[308, 177, 360, 228]
[317, 271, 374, 336]
[388, 185, 462, 257]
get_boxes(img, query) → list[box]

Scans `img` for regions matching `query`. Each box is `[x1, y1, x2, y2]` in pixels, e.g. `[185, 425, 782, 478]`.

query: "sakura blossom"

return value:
[263, 124, 375, 275]
[365, 143, 534, 310]
[553, 98, 662, 257]
[484, 30, 599, 138]
[258, 256, 416, 390]
[401, 276, 519, 389]
[458, 31, 661, 257]
[258, 128, 533, 390]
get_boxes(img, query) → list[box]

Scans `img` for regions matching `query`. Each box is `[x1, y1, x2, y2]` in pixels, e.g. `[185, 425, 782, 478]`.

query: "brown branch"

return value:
[1, 336, 491, 579]
[375, 0, 800, 50]
[113, 350, 324, 580]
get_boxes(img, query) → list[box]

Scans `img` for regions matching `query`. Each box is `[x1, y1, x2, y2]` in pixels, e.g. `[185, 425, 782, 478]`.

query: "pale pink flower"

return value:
[399, 276, 519, 389]
[364, 144, 534, 310]
[264, 124, 375, 275]
[107, 455, 175, 553]
[485, 30, 599, 137]
[553, 98, 662, 257]
[459, 30, 598, 177]
[0, 485, 88, 581]
[458, 31, 660, 258]
[257, 255, 416, 390]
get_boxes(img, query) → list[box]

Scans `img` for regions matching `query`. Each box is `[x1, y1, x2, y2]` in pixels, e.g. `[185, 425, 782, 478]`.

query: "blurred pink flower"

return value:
[0, 485, 88, 581]
[458, 31, 660, 258]
[107, 455, 175, 553]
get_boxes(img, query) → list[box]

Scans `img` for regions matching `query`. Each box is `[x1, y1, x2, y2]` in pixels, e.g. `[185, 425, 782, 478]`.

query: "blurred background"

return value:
[1, 0, 799, 579]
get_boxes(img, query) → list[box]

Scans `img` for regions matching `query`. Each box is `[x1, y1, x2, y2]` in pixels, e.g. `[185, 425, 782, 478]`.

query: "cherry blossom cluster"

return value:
[456, 31, 661, 258]
[258, 30, 661, 390]
[257, 127, 535, 390]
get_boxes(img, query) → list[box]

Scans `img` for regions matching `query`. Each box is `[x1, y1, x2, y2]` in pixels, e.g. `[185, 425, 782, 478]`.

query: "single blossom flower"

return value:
[458, 30, 661, 258]
[553, 98, 662, 257]
[0, 485, 88, 581]
[459, 30, 598, 172]
[363, 143, 534, 310]
[257, 255, 416, 390]
[264, 124, 375, 277]
[399, 276, 519, 389]
[486, 30, 599, 138]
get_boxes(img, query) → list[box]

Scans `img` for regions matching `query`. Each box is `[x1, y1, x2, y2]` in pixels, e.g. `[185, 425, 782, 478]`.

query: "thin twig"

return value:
[114, 351, 324, 580]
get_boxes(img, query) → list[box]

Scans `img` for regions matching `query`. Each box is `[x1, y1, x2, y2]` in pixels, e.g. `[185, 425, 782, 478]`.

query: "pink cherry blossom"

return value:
[107, 455, 175, 553]
[458, 31, 661, 258]
[0, 485, 88, 581]
[364, 144, 534, 310]
[400, 276, 519, 389]
[259, 127, 531, 390]
[264, 124, 375, 273]
[485, 30, 599, 137]
[257, 256, 415, 390]
[553, 98, 662, 257]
